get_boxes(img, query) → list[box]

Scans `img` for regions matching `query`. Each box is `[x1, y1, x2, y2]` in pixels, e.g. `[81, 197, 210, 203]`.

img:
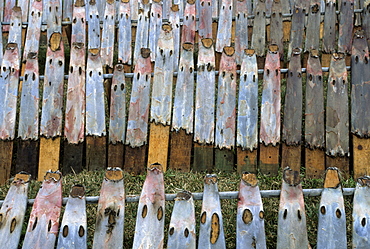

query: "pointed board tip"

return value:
[204, 174, 218, 184]
[105, 167, 124, 181]
[14, 172, 31, 184]
[201, 38, 214, 48]
[70, 184, 86, 198]
[44, 170, 62, 182]
[241, 172, 258, 186]
[283, 167, 300, 186]
[324, 167, 341, 188]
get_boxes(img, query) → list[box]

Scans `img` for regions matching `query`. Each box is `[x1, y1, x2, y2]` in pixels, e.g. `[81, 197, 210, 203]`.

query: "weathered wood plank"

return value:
[108, 143, 124, 168]
[15, 140, 39, 178]
[193, 143, 214, 172]
[277, 168, 308, 249]
[124, 145, 147, 175]
[363, 2, 370, 48]
[92, 168, 125, 249]
[86, 136, 106, 171]
[62, 141, 84, 175]
[353, 136, 370, 179]
[317, 168, 347, 248]
[147, 123, 170, 170]
[38, 137, 61, 180]
[198, 175, 226, 248]
[323, 0, 337, 53]
[216, 0, 233, 52]
[118, 0, 132, 64]
[169, 129, 193, 172]
[0, 141, 13, 184]
[287, 1, 305, 60]
[338, 0, 354, 54]
[251, 0, 266, 56]
[270, 0, 283, 56]
[305, 0, 321, 52]
[132, 164, 165, 248]
[56, 185, 87, 249]
[0, 173, 30, 248]
[236, 148, 257, 174]
[236, 173, 266, 248]
[101, 0, 115, 68]
[167, 191, 196, 248]
[22, 171, 62, 249]
[234, 0, 248, 64]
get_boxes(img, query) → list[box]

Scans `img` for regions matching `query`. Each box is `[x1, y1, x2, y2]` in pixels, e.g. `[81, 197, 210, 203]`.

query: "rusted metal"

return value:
[40, 0, 65, 138]
[118, 0, 132, 64]
[236, 173, 267, 248]
[92, 168, 125, 249]
[277, 167, 308, 249]
[86, 51, 106, 136]
[252, 0, 266, 56]
[0, 172, 30, 249]
[305, 0, 321, 52]
[64, 1, 86, 144]
[126, 48, 152, 147]
[109, 64, 126, 144]
[235, 0, 249, 64]
[323, 0, 337, 53]
[181, 0, 196, 44]
[216, 0, 233, 52]
[338, 0, 354, 54]
[260, 46, 281, 146]
[305, 50, 325, 149]
[198, 0, 213, 39]
[132, 164, 165, 248]
[149, 0, 162, 61]
[169, 4, 181, 68]
[198, 174, 226, 248]
[317, 168, 347, 248]
[101, 0, 115, 67]
[18, 57, 40, 140]
[167, 191, 196, 249]
[133, 1, 150, 65]
[0, 44, 20, 140]
[326, 53, 349, 156]
[351, 31, 370, 137]
[194, 38, 216, 144]
[150, 24, 174, 125]
[237, 50, 258, 151]
[287, 4, 305, 60]
[283, 48, 302, 145]
[353, 176, 370, 248]
[22, 171, 63, 249]
[270, 0, 284, 56]
[215, 47, 236, 149]
[172, 43, 194, 133]
[22, 0, 43, 62]
[56, 185, 87, 249]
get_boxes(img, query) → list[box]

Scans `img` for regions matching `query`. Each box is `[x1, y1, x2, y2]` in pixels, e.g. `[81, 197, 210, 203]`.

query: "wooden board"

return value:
[147, 123, 170, 171]
[305, 148, 325, 179]
[193, 143, 214, 172]
[353, 136, 370, 179]
[323, 0, 337, 53]
[215, 149, 234, 172]
[237, 148, 257, 174]
[305, 0, 321, 52]
[38, 137, 60, 180]
[108, 143, 124, 168]
[62, 141, 84, 175]
[326, 156, 350, 179]
[124, 145, 147, 175]
[15, 140, 39, 180]
[259, 144, 279, 175]
[169, 129, 192, 172]
[86, 136, 106, 171]
[0, 140, 13, 184]
[251, 0, 266, 56]
[281, 144, 301, 172]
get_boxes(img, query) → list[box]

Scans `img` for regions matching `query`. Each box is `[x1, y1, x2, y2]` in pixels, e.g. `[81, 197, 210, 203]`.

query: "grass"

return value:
[0, 169, 357, 248]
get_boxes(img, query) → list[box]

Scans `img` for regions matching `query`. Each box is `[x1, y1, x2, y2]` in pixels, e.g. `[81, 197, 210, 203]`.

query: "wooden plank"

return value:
[215, 149, 234, 172]
[198, 174, 226, 248]
[259, 144, 279, 175]
[353, 136, 370, 179]
[56, 185, 87, 248]
[108, 143, 124, 168]
[363, 2, 370, 48]
[22, 171, 62, 249]
[193, 143, 214, 172]
[323, 0, 337, 53]
[92, 168, 125, 249]
[287, 1, 305, 59]
[15, 140, 39, 180]
[317, 168, 347, 248]
[132, 164, 165, 248]
[270, 0, 284, 56]
[281, 144, 301, 172]
[305, 148, 325, 178]
[0, 141, 13, 184]
[0, 172, 30, 248]
[117, 0, 132, 65]
[282, 20, 291, 42]
[338, 0, 354, 54]
[237, 148, 257, 174]
[236, 173, 266, 248]
[277, 168, 308, 249]
[169, 129, 192, 172]
[167, 191, 196, 248]
[326, 156, 350, 178]
[326, 53, 349, 174]
[305, 0, 321, 52]
[124, 145, 147, 175]
[147, 123, 170, 170]
[234, 0, 248, 64]
[251, 0, 266, 56]
[353, 176, 370, 248]
[215, 0, 233, 52]
[86, 136, 106, 171]
[38, 137, 60, 180]
[62, 141, 84, 175]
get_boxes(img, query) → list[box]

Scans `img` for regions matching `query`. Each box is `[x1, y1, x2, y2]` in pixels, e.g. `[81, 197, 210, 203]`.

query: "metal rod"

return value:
[0, 188, 355, 207]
